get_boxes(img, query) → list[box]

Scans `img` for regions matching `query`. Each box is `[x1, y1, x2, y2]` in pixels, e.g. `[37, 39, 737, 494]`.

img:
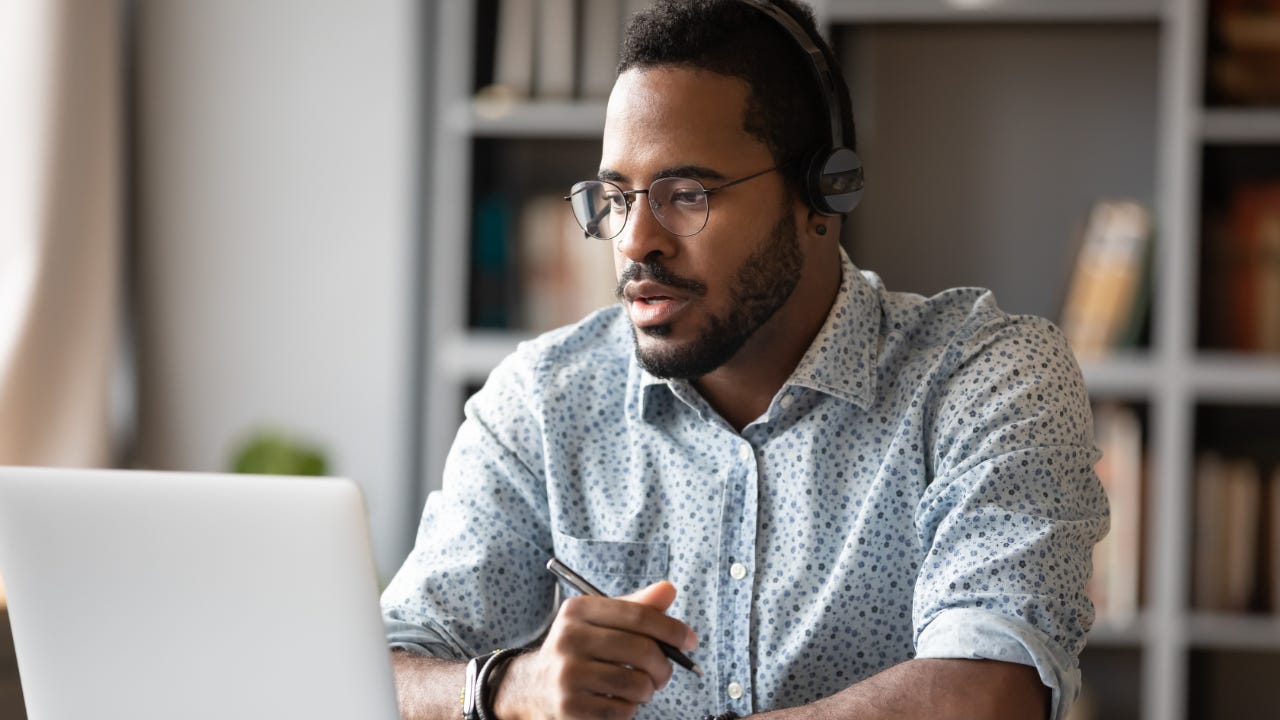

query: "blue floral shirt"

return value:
[382, 250, 1108, 720]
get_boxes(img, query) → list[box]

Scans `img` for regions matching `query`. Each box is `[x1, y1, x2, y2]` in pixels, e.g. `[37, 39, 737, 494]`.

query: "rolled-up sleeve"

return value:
[913, 314, 1109, 720]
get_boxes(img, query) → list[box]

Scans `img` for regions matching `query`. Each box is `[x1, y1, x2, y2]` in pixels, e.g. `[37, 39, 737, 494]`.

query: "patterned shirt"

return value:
[382, 249, 1108, 720]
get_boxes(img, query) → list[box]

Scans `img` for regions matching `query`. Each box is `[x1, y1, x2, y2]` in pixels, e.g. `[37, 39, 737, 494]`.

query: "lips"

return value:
[624, 280, 692, 327]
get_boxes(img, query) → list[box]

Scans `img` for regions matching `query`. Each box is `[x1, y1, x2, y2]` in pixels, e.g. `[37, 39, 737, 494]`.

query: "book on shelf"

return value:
[535, 0, 577, 99]
[1223, 459, 1262, 611]
[516, 193, 617, 332]
[1209, 0, 1280, 105]
[581, 0, 623, 99]
[1058, 200, 1153, 360]
[1202, 181, 1280, 353]
[486, 0, 580, 101]
[472, 193, 518, 328]
[486, 0, 631, 103]
[1087, 403, 1143, 625]
[492, 0, 536, 99]
[1270, 466, 1280, 614]
[1194, 452, 1265, 612]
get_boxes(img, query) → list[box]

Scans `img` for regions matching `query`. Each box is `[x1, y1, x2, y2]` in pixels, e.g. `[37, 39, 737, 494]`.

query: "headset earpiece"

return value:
[807, 146, 863, 216]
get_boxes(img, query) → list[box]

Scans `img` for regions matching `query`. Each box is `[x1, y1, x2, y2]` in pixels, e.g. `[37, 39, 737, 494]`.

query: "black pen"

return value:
[546, 557, 705, 678]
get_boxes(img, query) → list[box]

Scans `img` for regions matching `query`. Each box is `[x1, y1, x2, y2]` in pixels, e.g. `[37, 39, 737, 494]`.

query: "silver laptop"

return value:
[0, 467, 399, 720]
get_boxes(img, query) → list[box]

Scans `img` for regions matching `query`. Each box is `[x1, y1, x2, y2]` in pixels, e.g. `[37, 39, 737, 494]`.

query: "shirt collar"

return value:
[787, 247, 880, 409]
[631, 247, 881, 422]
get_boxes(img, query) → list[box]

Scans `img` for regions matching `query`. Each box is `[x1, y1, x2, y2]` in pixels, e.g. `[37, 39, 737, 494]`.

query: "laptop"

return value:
[0, 467, 400, 720]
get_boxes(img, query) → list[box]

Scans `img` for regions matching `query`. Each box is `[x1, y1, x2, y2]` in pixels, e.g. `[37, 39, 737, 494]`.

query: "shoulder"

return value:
[871, 273, 1059, 353]
[867, 272, 1073, 376]
[865, 271, 1089, 433]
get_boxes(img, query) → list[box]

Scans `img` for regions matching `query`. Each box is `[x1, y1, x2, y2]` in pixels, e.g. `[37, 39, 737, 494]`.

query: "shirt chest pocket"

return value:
[551, 530, 669, 597]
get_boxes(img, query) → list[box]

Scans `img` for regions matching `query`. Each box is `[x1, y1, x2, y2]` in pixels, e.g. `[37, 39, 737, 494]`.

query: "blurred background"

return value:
[3, 1, 1280, 718]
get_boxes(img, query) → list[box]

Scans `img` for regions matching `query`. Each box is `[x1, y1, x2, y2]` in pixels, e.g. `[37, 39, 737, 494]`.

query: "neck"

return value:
[694, 244, 842, 432]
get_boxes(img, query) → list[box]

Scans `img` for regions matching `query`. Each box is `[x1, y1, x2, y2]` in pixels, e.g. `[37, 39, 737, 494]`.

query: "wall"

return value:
[134, 0, 420, 578]
[842, 23, 1159, 321]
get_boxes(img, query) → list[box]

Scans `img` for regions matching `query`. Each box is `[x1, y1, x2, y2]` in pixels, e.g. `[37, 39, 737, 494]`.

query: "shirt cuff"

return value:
[383, 616, 470, 661]
[914, 607, 1079, 720]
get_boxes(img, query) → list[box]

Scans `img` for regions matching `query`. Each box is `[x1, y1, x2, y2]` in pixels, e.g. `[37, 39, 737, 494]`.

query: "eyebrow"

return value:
[597, 165, 728, 185]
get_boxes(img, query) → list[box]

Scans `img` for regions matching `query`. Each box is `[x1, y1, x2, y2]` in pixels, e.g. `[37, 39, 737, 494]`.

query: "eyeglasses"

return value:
[564, 163, 788, 241]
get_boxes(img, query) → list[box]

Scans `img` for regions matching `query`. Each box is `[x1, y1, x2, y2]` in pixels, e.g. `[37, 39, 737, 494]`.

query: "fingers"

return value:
[505, 581, 699, 719]
[620, 579, 678, 611]
[562, 659, 663, 705]
[495, 651, 646, 720]
[546, 619, 675, 692]
[561, 590, 698, 653]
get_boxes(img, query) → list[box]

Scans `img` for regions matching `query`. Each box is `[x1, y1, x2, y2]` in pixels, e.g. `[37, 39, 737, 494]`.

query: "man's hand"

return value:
[492, 580, 698, 720]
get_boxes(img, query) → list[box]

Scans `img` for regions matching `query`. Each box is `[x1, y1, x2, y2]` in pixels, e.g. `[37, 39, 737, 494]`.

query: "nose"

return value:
[615, 192, 678, 264]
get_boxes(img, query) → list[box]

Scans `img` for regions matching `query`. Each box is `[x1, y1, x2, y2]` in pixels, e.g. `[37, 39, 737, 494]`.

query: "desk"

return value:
[0, 607, 26, 719]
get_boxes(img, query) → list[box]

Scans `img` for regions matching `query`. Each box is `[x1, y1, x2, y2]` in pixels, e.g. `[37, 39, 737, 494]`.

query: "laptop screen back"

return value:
[0, 467, 399, 720]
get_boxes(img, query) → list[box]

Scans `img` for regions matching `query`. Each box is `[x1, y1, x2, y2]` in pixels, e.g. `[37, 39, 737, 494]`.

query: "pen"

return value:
[546, 557, 705, 678]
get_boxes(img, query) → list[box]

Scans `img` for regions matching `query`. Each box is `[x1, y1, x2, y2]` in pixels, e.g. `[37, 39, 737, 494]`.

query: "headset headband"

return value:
[735, 0, 845, 151]
[733, 0, 863, 215]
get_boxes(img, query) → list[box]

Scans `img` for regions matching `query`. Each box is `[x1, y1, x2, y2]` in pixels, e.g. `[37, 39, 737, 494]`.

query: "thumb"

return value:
[619, 579, 677, 612]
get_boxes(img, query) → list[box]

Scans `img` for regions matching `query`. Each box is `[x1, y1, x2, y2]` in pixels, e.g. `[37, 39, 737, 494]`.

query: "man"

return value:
[382, 1, 1108, 719]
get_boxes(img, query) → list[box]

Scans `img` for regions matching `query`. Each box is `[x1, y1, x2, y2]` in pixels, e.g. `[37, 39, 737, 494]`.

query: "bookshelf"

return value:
[418, 2, 1280, 719]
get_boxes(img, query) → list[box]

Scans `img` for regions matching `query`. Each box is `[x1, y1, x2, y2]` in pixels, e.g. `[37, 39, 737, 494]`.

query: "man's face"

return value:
[602, 66, 806, 379]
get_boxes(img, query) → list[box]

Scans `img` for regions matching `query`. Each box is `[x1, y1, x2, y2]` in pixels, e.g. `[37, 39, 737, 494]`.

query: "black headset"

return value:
[735, 0, 864, 216]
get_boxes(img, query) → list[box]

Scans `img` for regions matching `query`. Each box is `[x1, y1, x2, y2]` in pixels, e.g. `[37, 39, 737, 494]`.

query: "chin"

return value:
[631, 325, 742, 381]
[639, 323, 673, 338]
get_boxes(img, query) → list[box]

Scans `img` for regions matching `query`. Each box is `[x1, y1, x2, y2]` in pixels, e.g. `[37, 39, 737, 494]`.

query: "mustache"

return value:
[615, 259, 708, 300]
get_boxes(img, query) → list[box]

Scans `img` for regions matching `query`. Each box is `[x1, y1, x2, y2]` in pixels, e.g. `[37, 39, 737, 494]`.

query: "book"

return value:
[492, 0, 536, 99]
[1207, 182, 1280, 352]
[1088, 403, 1143, 625]
[1231, 183, 1280, 353]
[1194, 453, 1229, 610]
[1221, 458, 1262, 611]
[1209, 0, 1280, 104]
[1259, 209, 1280, 353]
[517, 193, 617, 331]
[1270, 466, 1280, 615]
[534, 0, 577, 99]
[472, 193, 516, 328]
[1217, 2, 1280, 50]
[580, 0, 623, 99]
[1059, 200, 1153, 359]
[1195, 453, 1265, 612]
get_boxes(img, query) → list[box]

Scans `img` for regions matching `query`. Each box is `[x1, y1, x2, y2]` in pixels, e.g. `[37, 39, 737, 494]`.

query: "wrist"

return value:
[463, 648, 533, 720]
[489, 650, 535, 720]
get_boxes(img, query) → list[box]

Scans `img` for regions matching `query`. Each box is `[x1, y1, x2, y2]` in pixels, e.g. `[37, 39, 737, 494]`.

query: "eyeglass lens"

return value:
[568, 177, 711, 240]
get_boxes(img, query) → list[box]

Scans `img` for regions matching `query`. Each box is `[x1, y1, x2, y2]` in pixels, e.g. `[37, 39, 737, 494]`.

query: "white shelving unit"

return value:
[420, 2, 1280, 718]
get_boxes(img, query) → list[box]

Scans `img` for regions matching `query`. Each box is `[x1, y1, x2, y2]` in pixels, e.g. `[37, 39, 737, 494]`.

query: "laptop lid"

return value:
[0, 467, 399, 720]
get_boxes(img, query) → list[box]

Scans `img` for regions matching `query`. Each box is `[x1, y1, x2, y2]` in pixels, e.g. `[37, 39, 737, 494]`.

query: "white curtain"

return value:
[0, 0, 122, 470]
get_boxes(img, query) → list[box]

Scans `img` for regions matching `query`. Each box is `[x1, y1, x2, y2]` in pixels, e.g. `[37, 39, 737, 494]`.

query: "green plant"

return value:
[230, 430, 329, 476]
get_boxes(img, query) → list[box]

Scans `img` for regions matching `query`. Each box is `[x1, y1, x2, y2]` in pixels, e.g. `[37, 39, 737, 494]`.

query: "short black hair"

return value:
[618, 0, 855, 205]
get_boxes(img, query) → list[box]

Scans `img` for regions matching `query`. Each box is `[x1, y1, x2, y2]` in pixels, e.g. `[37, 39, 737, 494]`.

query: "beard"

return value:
[626, 208, 802, 379]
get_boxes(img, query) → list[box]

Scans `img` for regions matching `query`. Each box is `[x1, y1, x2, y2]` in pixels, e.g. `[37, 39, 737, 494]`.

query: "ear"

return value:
[805, 209, 840, 241]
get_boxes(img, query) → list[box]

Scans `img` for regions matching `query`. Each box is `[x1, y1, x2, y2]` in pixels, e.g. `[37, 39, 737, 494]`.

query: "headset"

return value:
[735, 0, 864, 216]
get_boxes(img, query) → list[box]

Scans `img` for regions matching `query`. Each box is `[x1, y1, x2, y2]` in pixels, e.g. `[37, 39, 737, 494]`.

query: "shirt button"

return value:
[727, 681, 744, 699]
[730, 562, 747, 580]
[780, 395, 794, 409]
[738, 444, 752, 461]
